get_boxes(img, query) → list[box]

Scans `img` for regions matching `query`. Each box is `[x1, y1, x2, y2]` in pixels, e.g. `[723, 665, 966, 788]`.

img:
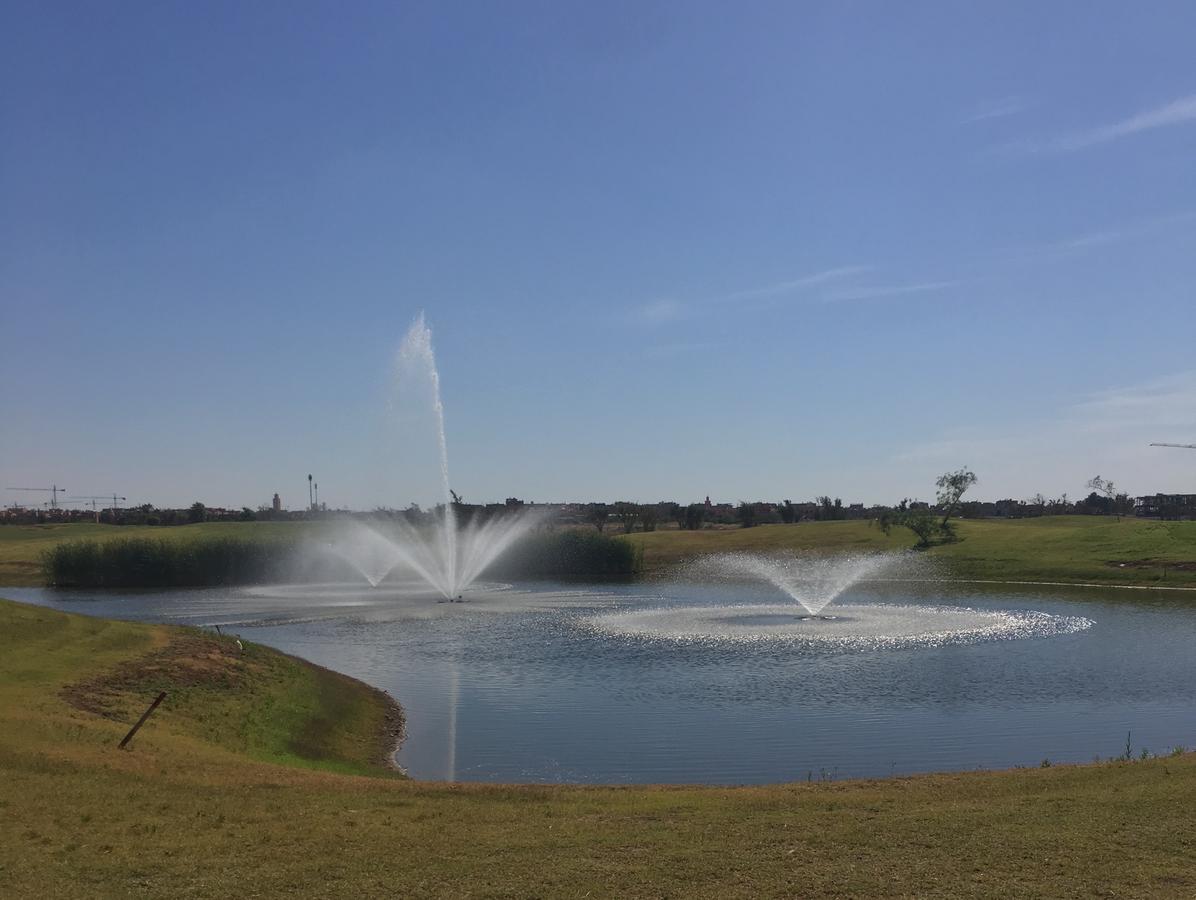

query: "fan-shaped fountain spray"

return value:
[328, 315, 536, 598]
[693, 552, 904, 616]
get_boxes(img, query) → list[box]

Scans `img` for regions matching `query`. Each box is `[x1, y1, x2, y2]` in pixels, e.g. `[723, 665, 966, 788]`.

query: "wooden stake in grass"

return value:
[118, 691, 167, 750]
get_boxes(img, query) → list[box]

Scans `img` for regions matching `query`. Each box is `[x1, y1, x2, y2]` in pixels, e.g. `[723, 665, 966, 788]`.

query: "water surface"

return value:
[9, 579, 1196, 785]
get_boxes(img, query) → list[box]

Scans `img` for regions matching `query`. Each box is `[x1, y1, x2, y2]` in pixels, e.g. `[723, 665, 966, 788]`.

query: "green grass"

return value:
[625, 516, 1196, 588]
[3, 596, 1196, 897]
[4, 516, 1196, 590]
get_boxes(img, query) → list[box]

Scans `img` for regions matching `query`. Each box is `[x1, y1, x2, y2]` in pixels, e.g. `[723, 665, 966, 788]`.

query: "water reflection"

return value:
[8, 579, 1196, 785]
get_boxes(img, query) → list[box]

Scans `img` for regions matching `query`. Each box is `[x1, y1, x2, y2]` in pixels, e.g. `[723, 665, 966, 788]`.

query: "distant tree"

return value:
[736, 502, 757, 528]
[239, 506, 256, 521]
[586, 503, 609, 533]
[505, 497, 525, 510]
[613, 501, 639, 534]
[935, 468, 978, 528]
[876, 500, 942, 549]
[779, 500, 796, 524]
[1086, 476, 1120, 520]
[683, 503, 706, 530]
[639, 505, 658, 532]
[188, 502, 207, 524]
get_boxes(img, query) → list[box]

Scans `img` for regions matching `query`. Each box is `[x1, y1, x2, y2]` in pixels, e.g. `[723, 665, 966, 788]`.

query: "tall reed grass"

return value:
[42, 537, 295, 587]
[492, 530, 641, 581]
[42, 529, 640, 587]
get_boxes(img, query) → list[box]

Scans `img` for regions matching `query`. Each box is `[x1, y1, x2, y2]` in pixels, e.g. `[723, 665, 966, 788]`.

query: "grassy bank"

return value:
[3, 597, 1196, 897]
[625, 516, 1196, 588]
[4, 516, 1195, 590]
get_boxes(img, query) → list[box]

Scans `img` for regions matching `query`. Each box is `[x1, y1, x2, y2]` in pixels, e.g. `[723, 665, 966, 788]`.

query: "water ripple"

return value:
[583, 602, 1093, 651]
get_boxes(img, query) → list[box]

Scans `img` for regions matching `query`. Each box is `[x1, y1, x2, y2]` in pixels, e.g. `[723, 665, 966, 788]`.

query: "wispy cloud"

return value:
[720, 266, 870, 303]
[895, 371, 1196, 495]
[823, 281, 958, 303]
[632, 265, 867, 322]
[637, 298, 684, 323]
[1001, 93, 1196, 154]
[963, 96, 1028, 124]
[1070, 371, 1196, 434]
[987, 210, 1196, 264]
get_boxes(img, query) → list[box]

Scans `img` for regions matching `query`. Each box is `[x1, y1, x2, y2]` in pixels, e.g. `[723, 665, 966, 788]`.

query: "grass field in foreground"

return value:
[626, 516, 1196, 588]
[2, 597, 1196, 898]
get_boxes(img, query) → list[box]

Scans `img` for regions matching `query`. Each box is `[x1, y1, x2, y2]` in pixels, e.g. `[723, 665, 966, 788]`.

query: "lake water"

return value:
[9, 579, 1196, 785]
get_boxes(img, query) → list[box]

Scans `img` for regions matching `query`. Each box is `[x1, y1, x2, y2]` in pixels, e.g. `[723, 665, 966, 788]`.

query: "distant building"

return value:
[1134, 493, 1196, 520]
[272, 493, 282, 512]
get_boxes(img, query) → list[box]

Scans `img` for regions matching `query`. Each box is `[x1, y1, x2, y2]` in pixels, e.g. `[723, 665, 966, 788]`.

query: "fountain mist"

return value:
[693, 552, 905, 616]
[327, 315, 536, 598]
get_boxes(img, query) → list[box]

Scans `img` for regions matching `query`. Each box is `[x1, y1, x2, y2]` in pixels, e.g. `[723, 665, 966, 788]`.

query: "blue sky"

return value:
[2, 1, 1194, 509]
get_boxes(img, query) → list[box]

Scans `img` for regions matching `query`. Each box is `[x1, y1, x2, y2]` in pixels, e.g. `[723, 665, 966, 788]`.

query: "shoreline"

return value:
[4, 596, 1196, 896]
[0, 593, 1180, 791]
[7, 589, 1189, 789]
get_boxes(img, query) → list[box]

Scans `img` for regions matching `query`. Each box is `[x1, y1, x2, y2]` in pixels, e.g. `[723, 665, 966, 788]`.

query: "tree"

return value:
[613, 501, 639, 534]
[1086, 476, 1120, 520]
[736, 502, 757, 528]
[935, 468, 977, 527]
[188, 502, 207, 524]
[683, 503, 706, 531]
[779, 500, 796, 524]
[876, 500, 942, 549]
[586, 503, 609, 533]
[639, 505, 658, 532]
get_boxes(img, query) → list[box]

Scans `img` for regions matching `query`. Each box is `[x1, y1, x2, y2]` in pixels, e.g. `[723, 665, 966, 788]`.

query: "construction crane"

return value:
[6, 485, 67, 508]
[69, 494, 127, 520]
[1150, 442, 1196, 450]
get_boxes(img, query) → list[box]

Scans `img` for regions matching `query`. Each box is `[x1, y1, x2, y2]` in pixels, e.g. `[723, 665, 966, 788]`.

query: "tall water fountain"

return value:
[328, 315, 536, 598]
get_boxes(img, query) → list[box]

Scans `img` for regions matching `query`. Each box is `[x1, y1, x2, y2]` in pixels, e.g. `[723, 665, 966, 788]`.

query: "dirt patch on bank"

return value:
[59, 626, 405, 771]
[61, 630, 252, 718]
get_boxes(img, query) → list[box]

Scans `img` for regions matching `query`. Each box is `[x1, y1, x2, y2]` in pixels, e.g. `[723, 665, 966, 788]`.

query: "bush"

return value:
[42, 530, 641, 587]
[42, 537, 295, 588]
[488, 530, 641, 581]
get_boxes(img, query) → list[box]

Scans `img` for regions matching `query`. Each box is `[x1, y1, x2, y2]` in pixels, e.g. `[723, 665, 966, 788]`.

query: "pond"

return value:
[9, 579, 1196, 785]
